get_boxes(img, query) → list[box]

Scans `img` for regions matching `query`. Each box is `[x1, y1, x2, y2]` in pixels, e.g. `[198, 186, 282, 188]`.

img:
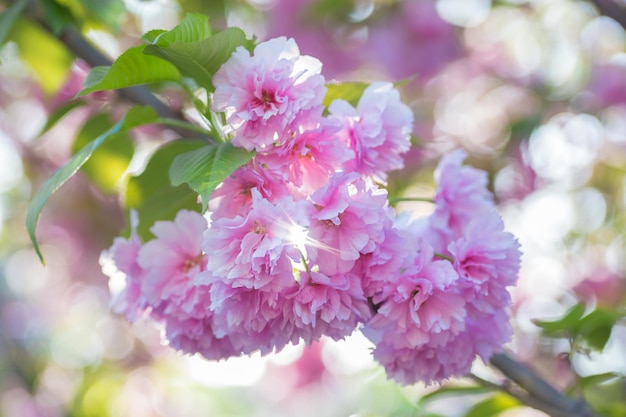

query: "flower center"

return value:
[251, 220, 266, 234]
[254, 89, 275, 110]
[183, 253, 204, 273]
[261, 89, 274, 104]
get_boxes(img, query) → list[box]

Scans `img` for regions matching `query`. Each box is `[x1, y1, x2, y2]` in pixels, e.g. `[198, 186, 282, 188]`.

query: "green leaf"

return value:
[150, 13, 212, 46]
[144, 27, 247, 91]
[168, 143, 253, 211]
[533, 302, 586, 335]
[169, 142, 253, 211]
[323, 81, 368, 108]
[463, 393, 519, 417]
[124, 140, 205, 240]
[577, 309, 623, 351]
[121, 105, 160, 129]
[71, 113, 134, 194]
[26, 106, 158, 263]
[78, 45, 181, 96]
[583, 375, 626, 417]
[142, 29, 167, 43]
[0, 0, 27, 46]
[578, 372, 621, 390]
[27, 115, 125, 264]
[534, 303, 624, 351]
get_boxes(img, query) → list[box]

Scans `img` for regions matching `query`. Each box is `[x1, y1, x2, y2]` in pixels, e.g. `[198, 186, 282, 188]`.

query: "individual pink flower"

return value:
[307, 172, 391, 275]
[397, 308, 514, 385]
[256, 107, 352, 194]
[363, 240, 466, 351]
[199, 273, 294, 355]
[371, 334, 474, 386]
[356, 215, 408, 299]
[164, 315, 240, 360]
[448, 211, 521, 305]
[137, 210, 209, 319]
[374, 312, 509, 386]
[284, 271, 372, 344]
[104, 210, 244, 360]
[429, 149, 495, 248]
[208, 161, 291, 219]
[104, 225, 148, 321]
[212, 37, 326, 151]
[329, 81, 414, 181]
[204, 188, 309, 291]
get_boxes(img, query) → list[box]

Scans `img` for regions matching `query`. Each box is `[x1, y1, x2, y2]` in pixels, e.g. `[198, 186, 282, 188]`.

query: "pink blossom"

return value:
[135, 210, 239, 360]
[105, 210, 246, 360]
[201, 274, 294, 355]
[164, 315, 240, 360]
[256, 107, 352, 194]
[430, 149, 495, 247]
[105, 230, 148, 321]
[368, 299, 513, 386]
[285, 271, 371, 344]
[356, 215, 408, 299]
[212, 37, 326, 151]
[329, 82, 413, 181]
[208, 161, 291, 218]
[372, 338, 473, 386]
[448, 211, 521, 305]
[362, 162, 520, 385]
[363, 240, 466, 351]
[307, 173, 391, 275]
[137, 210, 209, 319]
[204, 188, 309, 291]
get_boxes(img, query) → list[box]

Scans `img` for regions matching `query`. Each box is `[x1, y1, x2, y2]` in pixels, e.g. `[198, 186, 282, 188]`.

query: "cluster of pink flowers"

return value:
[103, 37, 520, 385]
[362, 150, 521, 384]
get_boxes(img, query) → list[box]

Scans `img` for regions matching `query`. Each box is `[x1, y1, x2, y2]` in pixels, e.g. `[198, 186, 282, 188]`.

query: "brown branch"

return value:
[489, 351, 599, 417]
[470, 373, 569, 417]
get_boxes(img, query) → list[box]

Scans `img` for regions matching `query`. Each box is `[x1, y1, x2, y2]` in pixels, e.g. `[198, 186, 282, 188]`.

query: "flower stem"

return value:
[434, 252, 454, 262]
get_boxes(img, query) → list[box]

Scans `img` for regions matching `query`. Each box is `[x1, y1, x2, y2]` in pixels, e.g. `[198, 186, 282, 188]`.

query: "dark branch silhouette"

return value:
[490, 351, 599, 417]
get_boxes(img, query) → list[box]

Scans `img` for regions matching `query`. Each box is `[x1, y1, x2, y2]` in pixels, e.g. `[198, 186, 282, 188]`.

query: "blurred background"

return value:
[1, 0, 625, 416]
